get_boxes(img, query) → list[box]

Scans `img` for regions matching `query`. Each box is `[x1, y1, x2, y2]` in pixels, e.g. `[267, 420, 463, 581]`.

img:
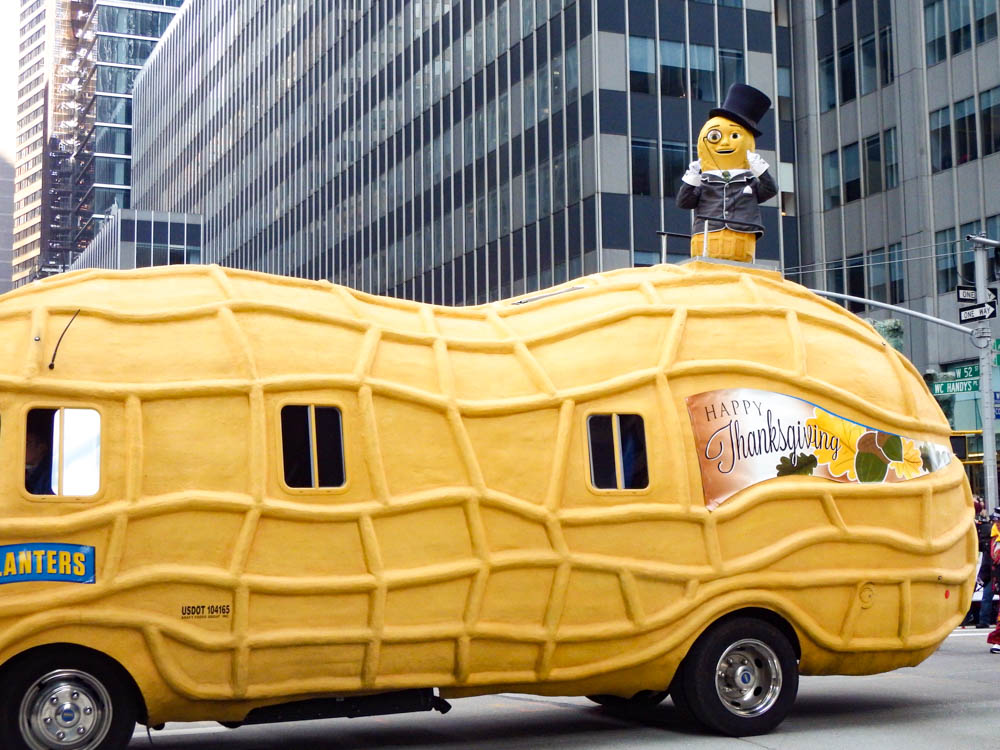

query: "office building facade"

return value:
[10, 0, 181, 289]
[72, 206, 202, 270]
[133, 0, 796, 304]
[788, 0, 1000, 430]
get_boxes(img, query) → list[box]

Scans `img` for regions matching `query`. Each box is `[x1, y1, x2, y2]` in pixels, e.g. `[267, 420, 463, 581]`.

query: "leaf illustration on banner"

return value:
[855, 432, 890, 482]
[775, 452, 818, 476]
[891, 438, 925, 480]
[807, 408, 865, 480]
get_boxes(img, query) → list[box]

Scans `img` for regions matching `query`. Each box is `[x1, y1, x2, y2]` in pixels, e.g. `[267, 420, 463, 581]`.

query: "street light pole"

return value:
[967, 233, 999, 516]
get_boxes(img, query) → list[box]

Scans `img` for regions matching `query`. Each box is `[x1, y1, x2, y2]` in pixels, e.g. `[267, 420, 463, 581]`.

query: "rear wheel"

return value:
[0, 649, 137, 750]
[680, 617, 798, 736]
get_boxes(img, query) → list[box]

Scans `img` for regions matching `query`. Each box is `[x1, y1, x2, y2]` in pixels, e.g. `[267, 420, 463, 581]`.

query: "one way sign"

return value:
[959, 301, 997, 323]
[957, 284, 998, 303]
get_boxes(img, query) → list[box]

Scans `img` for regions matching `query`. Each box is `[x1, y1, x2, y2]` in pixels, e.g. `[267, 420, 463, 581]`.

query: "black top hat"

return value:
[709, 83, 772, 137]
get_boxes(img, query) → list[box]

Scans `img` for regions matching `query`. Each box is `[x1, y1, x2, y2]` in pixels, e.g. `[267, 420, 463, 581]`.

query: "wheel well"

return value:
[709, 607, 802, 660]
[0, 643, 149, 723]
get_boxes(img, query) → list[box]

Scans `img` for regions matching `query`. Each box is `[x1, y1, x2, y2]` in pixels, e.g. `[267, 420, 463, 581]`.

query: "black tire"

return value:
[586, 690, 668, 710]
[680, 617, 798, 736]
[0, 647, 138, 750]
[667, 668, 698, 722]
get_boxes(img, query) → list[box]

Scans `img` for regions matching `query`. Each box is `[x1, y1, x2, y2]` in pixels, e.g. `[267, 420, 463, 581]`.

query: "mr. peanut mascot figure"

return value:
[677, 83, 777, 263]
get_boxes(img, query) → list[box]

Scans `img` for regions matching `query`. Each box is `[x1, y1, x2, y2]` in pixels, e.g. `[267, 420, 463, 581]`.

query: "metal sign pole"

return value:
[968, 234, 999, 515]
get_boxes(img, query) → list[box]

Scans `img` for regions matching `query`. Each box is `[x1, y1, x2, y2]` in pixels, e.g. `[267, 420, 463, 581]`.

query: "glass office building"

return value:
[72, 206, 202, 270]
[133, 0, 796, 304]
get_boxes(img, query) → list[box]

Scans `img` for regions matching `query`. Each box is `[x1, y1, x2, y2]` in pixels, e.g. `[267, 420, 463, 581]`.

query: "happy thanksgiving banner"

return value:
[686, 389, 952, 509]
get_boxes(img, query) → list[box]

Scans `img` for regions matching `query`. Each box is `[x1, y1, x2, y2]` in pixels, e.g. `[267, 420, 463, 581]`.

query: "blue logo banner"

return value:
[0, 544, 95, 584]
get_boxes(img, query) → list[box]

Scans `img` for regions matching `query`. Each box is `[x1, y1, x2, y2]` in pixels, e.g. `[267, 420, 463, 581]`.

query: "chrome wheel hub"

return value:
[19, 670, 112, 750]
[714, 638, 782, 717]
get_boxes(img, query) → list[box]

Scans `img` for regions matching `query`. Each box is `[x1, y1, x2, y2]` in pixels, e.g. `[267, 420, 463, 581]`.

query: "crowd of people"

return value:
[973, 499, 1000, 654]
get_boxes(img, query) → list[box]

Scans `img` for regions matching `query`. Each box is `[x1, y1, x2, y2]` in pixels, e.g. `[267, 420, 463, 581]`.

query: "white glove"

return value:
[747, 151, 769, 178]
[682, 159, 702, 186]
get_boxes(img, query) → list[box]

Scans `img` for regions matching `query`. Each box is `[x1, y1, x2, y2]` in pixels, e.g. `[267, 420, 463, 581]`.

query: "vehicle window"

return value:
[587, 413, 649, 490]
[281, 405, 346, 489]
[26, 408, 101, 496]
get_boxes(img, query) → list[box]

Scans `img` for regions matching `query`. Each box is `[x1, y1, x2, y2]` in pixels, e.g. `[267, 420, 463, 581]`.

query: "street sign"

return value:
[952, 364, 980, 379]
[957, 285, 998, 303]
[931, 379, 980, 395]
[959, 301, 997, 323]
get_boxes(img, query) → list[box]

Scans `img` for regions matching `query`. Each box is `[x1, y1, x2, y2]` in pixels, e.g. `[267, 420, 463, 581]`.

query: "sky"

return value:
[1, 2, 17, 165]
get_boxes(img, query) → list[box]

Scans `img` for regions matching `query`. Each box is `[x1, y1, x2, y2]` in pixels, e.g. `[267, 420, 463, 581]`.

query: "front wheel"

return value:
[680, 617, 798, 736]
[0, 648, 138, 750]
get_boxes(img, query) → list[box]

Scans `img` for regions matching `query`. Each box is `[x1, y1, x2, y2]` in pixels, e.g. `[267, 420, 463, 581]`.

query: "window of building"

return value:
[719, 48, 744, 95]
[936, 227, 958, 293]
[629, 36, 656, 94]
[883, 127, 899, 188]
[869, 247, 888, 302]
[660, 40, 686, 98]
[889, 242, 905, 303]
[981, 85, 1000, 156]
[860, 33, 877, 95]
[847, 254, 865, 312]
[662, 141, 688, 198]
[960, 220, 981, 281]
[631, 138, 658, 196]
[930, 106, 953, 172]
[280, 405, 346, 489]
[838, 43, 856, 103]
[777, 66, 793, 120]
[587, 414, 649, 490]
[976, 0, 999, 42]
[954, 96, 978, 164]
[926, 0, 948, 64]
[843, 142, 861, 202]
[864, 134, 882, 195]
[819, 54, 836, 112]
[26, 408, 101, 497]
[950, 0, 973, 53]
[879, 25, 895, 85]
[817, 0, 832, 15]
[690, 44, 716, 102]
[823, 150, 841, 209]
[826, 260, 844, 296]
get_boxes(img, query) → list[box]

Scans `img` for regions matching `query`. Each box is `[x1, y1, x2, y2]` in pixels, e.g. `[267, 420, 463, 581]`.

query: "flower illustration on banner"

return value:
[807, 408, 865, 480]
[890, 437, 924, 480]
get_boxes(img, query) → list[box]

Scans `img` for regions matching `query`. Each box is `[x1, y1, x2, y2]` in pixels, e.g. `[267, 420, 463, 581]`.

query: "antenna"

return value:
[48, 309, 81, 370]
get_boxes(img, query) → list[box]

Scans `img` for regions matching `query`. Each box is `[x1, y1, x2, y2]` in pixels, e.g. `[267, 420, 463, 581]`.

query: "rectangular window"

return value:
[889, 242, 905, 303]
[869, 247, 888, 302]
[280, 405, 346, 489]
[864, 134, 882, 195]
[884, 127, 899, 188]
[847, 254, 865, 312]
[587, 414, 649, 490]
[879, 26, 895, 85]
[960, 220, 981, 281]
[690, 44, 716, 102]
[935, 227, 958, 293]
[842, 142, 861, 202]
[925, 0, 948, 65]
[629, 36, 656, 94]
[954, 96, 978, 164]
[660, 40, 686, 98]
[826, 260, 844, 297]
[819, 54, 836, 112]
[631, 138, 658, 196]
[719, 48, 744, 95]
[860, 33, 877, 95]
[950, 0, 973, 53]
[839, 43, 856, 103]
[26, 408, 101, 497]
[930, 106, 952, 172]
[777, 66, 793, 120]
[976, 0, 999, 42]
[822, 150, 841, 209]
[981, 86, 1000, 156]
[662, 141, 688, 199]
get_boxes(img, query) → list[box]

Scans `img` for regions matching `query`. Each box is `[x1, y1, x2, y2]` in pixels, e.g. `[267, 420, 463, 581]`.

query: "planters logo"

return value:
[0, 544, 95, 584]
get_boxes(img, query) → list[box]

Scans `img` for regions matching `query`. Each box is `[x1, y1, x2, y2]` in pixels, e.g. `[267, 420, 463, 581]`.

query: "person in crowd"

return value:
[975, 499, 994, 627]
[987, 510, 1000, 654]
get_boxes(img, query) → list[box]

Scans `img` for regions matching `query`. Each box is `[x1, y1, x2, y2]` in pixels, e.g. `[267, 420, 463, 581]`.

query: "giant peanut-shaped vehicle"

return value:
[0, 260, 976, 748]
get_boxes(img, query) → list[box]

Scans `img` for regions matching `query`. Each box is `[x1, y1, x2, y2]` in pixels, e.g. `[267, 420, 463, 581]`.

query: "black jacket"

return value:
[676, 169, 778, 237]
